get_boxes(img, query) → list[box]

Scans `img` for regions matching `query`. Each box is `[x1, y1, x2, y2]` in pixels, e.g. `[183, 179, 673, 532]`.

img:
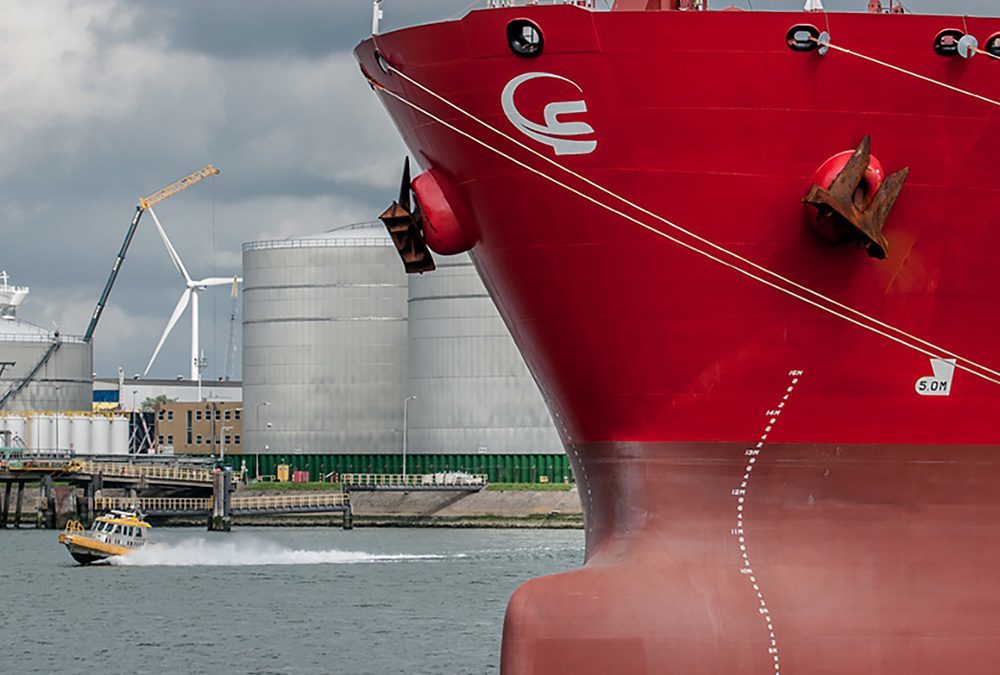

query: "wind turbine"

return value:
[143, 207, 241, 398]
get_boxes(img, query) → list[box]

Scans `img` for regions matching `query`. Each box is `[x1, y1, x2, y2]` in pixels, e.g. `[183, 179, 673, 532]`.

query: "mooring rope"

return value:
[366, 50, 1000, 386]
[369, 74, 1000, 387]
[816, 36, 1000, 108]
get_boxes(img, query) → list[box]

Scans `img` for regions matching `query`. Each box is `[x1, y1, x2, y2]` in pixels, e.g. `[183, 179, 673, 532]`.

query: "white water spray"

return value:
[107, 536, 457, 567]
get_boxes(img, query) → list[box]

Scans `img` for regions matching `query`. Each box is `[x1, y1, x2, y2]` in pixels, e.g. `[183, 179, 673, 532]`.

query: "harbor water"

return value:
[1, 527, 584, 674]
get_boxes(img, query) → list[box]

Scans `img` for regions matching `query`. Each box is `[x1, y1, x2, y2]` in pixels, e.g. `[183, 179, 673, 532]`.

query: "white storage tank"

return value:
[0, 274, 92, 412]
[407, 255, 562, 455]
[29, 414, 53, 454]
[54, 414, 71, 452]
[70, 415, 91, 455]
[242, 223, 409, 455]
[90, 416, 111, 454]
[6, 415, 26, 449]
[110, 417, 130, 455]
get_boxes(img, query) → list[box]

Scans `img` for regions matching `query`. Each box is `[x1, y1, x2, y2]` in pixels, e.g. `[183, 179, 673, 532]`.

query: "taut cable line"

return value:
[366, 48, 1000, 385]
[814, 36, 1000, 108]
[370, 77, 1000, 387]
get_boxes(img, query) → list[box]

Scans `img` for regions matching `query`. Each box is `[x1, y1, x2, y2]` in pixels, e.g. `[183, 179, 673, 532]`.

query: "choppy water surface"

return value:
[0, 527, 583, 674]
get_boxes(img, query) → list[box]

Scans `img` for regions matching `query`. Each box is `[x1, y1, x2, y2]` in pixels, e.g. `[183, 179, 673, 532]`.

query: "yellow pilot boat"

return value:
[58, 510, 151, 565]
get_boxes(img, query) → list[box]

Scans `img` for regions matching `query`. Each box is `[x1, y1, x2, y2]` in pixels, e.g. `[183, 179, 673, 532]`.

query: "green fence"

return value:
[214, 453, 574, 485]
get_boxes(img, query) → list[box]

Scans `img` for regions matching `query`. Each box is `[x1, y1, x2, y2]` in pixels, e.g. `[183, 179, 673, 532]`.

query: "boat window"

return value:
[135, 528, 143, 539]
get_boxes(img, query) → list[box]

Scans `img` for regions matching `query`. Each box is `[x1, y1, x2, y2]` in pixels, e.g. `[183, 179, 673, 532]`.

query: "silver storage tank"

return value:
[242, 224, 408, 455]
[0, 274, 92, 412]
[406, 255, 562, 455]
[0, 335, 93, 412]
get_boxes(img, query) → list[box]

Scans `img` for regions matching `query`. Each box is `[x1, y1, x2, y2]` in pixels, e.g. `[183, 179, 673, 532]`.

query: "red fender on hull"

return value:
[412, 169, 475, 255]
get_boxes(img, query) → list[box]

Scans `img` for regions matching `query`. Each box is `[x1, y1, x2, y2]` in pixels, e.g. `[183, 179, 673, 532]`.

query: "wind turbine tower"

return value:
[143, 207, 241, 398]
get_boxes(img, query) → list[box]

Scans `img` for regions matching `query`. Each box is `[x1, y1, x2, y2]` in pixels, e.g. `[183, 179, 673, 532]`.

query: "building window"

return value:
[157, 411, 164, 421]
[158, 435, 164, 445]
[234, 409, 242, 420]
[167, 410, 174, 421]
[234, 435, 241, 445]
[196, 435, 203, 444]
[167, 435, 174, 445]
[224, 410, 231, 421]
[195, 411, 202, 421]
[224, 435, 231, 445]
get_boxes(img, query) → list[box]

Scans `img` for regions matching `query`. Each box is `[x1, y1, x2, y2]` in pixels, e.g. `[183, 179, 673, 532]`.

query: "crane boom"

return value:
[139, 165, 219, 210]
[83, 165, 220, 343]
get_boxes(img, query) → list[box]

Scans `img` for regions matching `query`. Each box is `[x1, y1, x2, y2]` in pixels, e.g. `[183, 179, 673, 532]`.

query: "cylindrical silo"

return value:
[6, 415, 26, 449]
[90, 416, 111, 455]
[406, 254, 562, 455]
[242, 223, 408, 455]
[70, 415, 91, 455]
[29, 413, 53, 454]
[110, 417, 130, 455]
[0, 275, 92, 412]
[54, 414, 71, 453]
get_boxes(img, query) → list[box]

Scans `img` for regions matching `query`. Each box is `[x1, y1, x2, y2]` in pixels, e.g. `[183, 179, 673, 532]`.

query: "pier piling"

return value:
[208, 468, 232, 532]
[13, 482, 23, 528]
[1, 482, 10, 528]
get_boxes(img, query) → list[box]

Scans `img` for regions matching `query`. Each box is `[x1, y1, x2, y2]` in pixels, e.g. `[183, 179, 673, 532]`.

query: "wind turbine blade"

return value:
[147, 207, 192, 283]
[197, 277, 240, 287]
[144, 288, 191, 375]
[230, 275, 239, 298]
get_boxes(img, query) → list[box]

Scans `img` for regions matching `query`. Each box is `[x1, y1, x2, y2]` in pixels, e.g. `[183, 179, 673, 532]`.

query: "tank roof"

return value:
[242, 222, 392, 252]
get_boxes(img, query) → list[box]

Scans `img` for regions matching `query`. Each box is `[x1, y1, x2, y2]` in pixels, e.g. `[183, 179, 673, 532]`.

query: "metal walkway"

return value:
[340, 472, 487, 491]
[1, 458, 216, 490]
[93, 493, 351, 517]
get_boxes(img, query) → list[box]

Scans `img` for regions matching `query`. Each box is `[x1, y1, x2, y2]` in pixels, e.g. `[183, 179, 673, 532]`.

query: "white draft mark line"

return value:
[732, 370, 803, 675]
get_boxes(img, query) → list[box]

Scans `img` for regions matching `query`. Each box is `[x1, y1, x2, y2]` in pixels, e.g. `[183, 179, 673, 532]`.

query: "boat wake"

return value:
[106, 536, 456, 567]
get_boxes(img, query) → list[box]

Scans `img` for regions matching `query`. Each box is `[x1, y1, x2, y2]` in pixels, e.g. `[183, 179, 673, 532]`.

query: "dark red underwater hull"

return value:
[357, 5, 1000, 672]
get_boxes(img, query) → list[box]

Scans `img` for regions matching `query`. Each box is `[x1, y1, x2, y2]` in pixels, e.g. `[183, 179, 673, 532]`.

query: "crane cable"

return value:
[367, 51, 1000, 387]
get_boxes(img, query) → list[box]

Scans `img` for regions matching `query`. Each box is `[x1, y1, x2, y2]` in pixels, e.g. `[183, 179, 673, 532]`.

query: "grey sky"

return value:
[0, 0, 992, 380]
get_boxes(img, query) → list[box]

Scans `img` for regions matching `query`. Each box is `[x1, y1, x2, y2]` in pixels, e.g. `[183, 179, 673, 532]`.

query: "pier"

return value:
[0, 464, 489, 531]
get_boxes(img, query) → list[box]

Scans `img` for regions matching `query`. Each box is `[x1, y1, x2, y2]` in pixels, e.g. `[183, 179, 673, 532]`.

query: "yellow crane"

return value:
[84, 166, 220, 343]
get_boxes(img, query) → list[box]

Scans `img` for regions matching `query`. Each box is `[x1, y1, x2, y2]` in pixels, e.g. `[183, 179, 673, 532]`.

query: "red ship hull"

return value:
[357, 6, 1000, 672]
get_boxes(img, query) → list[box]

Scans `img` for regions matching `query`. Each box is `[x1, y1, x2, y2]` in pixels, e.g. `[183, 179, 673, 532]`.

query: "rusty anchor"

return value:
[378, 157, 436, 274]
[803, 136, 909, 260]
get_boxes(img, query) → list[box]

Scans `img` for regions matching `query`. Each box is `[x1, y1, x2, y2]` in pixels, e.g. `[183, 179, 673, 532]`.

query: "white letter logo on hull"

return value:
[501, 72, 597, 156]
[915, 358, 956, 396]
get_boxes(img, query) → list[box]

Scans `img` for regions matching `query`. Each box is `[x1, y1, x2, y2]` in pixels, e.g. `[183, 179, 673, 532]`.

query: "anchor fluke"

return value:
[379, 158, 436, 274]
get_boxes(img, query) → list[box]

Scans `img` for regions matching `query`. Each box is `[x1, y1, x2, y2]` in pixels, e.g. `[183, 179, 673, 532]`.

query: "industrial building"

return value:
[0, 272, 92, 412]
[93, 376, 242, 410]
[240, 224, 567, 483]
[153, 400, 243, 455]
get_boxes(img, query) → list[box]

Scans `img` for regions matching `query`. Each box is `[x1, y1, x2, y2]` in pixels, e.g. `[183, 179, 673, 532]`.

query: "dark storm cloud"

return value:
[125, 0, 472, 61]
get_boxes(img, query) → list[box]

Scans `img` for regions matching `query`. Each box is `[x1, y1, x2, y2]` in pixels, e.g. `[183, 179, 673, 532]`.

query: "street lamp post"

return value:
[255, 401, 270, 481]
[402, 395, 417, 479]
[54, 386, 61, 454]
[220, 425, 234, 464]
